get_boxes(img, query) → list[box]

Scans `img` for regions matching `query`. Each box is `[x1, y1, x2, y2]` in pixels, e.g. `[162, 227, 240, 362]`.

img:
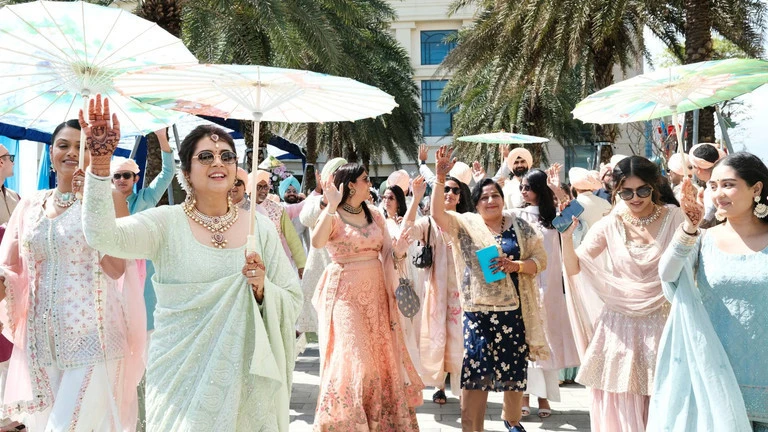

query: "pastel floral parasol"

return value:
[572, 58, 768, 160]
[113, 63, 398, 245]
[0, 0, 198, 169]
[457, 131, 549, 144]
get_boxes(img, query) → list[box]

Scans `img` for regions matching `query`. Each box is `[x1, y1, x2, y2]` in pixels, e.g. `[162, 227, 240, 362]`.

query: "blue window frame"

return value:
[422, 80, 453, 137]
[421, 30, 457, 65]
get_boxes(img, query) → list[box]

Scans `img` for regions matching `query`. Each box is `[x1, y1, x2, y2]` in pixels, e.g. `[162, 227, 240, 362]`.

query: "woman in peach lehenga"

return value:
[311, 163, 423, 431]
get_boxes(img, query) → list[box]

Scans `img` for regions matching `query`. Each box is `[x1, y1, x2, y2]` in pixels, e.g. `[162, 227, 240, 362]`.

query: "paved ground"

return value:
[290, 344, 591, 431]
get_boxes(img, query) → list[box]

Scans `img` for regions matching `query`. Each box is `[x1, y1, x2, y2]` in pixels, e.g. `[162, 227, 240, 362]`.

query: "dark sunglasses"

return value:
[519, 184, 532, 192]
[0, 154, 15, 163]
[234, 179, 245, 187]
[618, 185, 653, 201]
[195, 150, 237, 165]
[113, 172, 135, 180]
[444, 186, 461, 195]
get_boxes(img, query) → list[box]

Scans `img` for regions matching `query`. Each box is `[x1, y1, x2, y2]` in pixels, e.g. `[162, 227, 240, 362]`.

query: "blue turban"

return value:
[279, 175, 301, 200]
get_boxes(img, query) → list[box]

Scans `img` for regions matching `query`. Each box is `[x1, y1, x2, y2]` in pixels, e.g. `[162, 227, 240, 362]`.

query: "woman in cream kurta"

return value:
[79, 108, 301, 431]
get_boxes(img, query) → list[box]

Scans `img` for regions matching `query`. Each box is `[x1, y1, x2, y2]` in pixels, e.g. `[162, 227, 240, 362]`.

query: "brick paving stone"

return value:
[290, 344, 592, 431]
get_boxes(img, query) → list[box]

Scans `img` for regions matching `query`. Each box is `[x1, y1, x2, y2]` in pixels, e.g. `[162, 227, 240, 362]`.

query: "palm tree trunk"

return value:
[684, 0, 715, 147]
[303, 123, 318, 194]
[592, 45, 618, 162]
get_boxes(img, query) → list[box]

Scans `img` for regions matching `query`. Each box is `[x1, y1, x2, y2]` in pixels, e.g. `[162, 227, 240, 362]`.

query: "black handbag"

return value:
[412, 217, 434, 269]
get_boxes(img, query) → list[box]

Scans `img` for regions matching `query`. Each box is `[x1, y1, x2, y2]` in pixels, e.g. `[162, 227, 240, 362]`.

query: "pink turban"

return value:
[449, 161, 472, 185]
[110, 157, 140, 175]
[569, 167, 602, 191]
[251, 169, 270, 186]
[236, 167, 248, 183]
[387, 169, 410, 193]
[506, 147, 533, 170]
[689, 143, 726, 170]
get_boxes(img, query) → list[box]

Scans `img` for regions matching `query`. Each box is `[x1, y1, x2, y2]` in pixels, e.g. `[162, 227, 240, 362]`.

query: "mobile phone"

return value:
[553, 200, 585, 233]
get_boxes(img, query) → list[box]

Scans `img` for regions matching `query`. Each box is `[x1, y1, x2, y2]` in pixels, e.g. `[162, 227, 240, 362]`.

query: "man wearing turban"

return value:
[569, 167, 611, 235]
[500, 147, 533, 209]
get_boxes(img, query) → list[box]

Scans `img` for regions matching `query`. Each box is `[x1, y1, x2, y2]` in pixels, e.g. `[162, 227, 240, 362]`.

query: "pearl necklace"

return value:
[622, 205, 662, 227]
[53, 189, 77, 208]
[182, 198, 239, 248]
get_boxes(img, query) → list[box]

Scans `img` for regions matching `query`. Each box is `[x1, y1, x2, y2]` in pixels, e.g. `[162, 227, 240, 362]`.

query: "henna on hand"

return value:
[79, 94, 121, 162]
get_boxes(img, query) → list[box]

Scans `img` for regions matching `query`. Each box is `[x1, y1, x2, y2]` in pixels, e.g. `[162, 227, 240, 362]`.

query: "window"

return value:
[565, 145, 598, 172]
[422, 80, 453, 137]
[421, 30, 457, 65]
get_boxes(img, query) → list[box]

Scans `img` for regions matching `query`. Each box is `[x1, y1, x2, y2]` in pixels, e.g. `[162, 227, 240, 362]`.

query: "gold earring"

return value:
[350, 188, 356, 197]
[754, 195, 768, 218]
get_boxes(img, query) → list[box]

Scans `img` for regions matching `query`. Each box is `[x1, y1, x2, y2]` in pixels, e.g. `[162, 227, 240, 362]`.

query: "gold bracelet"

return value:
[434, 181, 445, 186]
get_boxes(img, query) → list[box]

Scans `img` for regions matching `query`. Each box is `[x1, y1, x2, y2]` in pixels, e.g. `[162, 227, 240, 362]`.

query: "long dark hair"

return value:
[178, 125, 236, 173]
[334, 163, 373, 224]
[658, 176, 680, 207]
[523, 169, 556, 228]
[471, 178, 504, 212]
[612, 156, 663, 205]
[716, 152, 768, 224]
[385, 185, 407, 218]
[446, 176, 472, 214]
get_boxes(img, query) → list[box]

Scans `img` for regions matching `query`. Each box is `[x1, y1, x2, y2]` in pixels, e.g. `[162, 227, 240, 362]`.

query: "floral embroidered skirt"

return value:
[462, 309, 528, 392]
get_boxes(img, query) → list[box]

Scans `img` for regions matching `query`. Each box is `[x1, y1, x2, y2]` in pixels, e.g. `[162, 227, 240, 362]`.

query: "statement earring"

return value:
[350, 188, 356, 197]
[754, 195, 768, 218]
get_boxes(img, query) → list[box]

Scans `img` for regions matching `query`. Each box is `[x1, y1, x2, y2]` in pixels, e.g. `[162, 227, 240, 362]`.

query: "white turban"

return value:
[667, 153, 690, 176]
[110, 157, 140, 175]
[506, 147, 533, 170]
[387, 169, 410, 193]
[449, 161, 472, 185]
[569, 167, 602, 191]
[610, 154, 628, 167]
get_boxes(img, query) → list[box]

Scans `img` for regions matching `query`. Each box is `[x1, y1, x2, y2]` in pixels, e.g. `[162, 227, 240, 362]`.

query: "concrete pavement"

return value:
[290, 344, 592, 431]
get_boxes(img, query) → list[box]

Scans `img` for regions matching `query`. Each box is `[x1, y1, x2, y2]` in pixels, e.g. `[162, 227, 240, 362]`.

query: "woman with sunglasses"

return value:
[561, 155, 684, 432]
[429, 146, 548, 432]
[403, 172, 472, 406]
[0, 117, 142, 430]
[79, 98, 301, 431]
[514, 169, 580, 419]
[650, 152, 768, 431]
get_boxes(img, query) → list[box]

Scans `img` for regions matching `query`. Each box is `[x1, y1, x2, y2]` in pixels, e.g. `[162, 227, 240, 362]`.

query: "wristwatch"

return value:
[420, 160, 426, 166]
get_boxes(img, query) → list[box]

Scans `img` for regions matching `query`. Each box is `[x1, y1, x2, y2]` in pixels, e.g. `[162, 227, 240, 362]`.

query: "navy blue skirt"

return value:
[461, 308, 528, 392]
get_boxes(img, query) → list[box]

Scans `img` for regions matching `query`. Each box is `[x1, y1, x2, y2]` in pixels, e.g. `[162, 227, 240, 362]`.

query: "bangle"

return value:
[393, 252, 406, 261]
[420, 161, 426, 166]
[434, 181, 444, 186]
[326, 209, 337, 216]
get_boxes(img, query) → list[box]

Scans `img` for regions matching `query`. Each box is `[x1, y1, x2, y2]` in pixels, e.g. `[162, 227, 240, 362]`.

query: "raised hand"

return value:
[79, 94, 120, 171]
[412, 175, 427, 200]
[323, 178, 343, 210]
[680, 177, 704, 231]
[500, 144, 510, 160]
[435, 145, 456, 178]
[393, 227, 412, 258]
[546, 163, 562, 188]
[419, 143, 428, 162]
[472, 161, 486, 183]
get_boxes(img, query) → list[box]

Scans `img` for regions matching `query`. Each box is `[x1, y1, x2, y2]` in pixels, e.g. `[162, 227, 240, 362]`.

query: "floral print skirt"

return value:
[462, 309, 528, 392]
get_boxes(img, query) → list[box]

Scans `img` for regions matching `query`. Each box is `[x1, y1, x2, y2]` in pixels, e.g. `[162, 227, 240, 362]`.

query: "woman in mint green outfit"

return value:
[651, 152, 768, 431]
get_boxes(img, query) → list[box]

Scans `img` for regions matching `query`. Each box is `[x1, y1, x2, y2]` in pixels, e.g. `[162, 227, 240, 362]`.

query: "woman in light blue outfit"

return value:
[651, 152, 768, 431]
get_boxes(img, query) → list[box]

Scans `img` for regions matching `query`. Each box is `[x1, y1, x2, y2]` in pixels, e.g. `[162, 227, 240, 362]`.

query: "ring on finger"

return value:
[247, 269, 257, 277]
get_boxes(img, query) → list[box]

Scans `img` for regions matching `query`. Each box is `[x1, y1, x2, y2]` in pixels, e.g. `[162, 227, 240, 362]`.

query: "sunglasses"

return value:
[0, 154, 15, 163]
[195, 150, 237, 165]
[618, 185, 653, 201]
[256, 184, 269, 191]
[113, 172, 135, 180]
[234, 180, 245, 187]
[444, 186, 461, 195]
[519, 184, 532, 192]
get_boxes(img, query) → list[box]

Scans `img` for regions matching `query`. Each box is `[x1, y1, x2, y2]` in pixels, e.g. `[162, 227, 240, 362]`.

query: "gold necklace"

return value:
[53, 188, 77, 208]
[487, 216, 506, 245]
[341, 202, 363, 214]
[622, 205, 662, 227]
[182, 198, 239, 248]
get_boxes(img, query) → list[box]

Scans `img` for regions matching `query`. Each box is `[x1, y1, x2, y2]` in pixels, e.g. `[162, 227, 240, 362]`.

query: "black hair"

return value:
[612, 156, 663, 205]
[333, 163, 373, 224]
[692, 144, 721, 164]
[658, 176, 680, 207]
[471, 178, 504, 211]
[522, 169, 556, 228]
[385, 185, 407, 218]
[716, 152, 768, 224]
[178, 125, 236, 173]
[50, 120, 81, 146]
[446, 176, 472, 214]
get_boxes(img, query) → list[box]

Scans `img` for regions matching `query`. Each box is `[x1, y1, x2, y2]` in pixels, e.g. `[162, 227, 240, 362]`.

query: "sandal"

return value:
[521, 406, 530, 416]
[504, 420, 527, 432]
[432, 389, 447, 405]
[538, 408, 552, 418]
